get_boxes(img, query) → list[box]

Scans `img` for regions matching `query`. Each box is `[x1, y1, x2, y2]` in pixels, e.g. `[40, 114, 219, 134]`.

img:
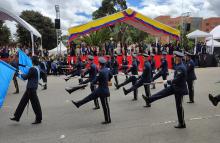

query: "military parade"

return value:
[1, 0, 220, 143]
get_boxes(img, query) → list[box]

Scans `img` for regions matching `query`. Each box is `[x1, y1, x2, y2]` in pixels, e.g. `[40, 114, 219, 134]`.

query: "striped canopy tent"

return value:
[68, 8, 180, 42]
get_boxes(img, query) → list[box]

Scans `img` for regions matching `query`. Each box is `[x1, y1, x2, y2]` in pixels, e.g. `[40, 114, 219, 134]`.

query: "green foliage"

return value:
[92, 0, 127, 19]
[16, 10, 56, 50]
[0, 20, 11, 44]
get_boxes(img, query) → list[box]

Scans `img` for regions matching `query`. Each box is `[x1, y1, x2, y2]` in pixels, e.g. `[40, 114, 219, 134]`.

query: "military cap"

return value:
[173, 51, 184, 57]
[88, 55, 94, 60]
[150, 53, 155, 57]
[143, 53, 149, 57]
[99, 57, 106, 64]
[185, 51, 194, 56]
[162, 51, 167, 55]
[132, 53, 137, 57]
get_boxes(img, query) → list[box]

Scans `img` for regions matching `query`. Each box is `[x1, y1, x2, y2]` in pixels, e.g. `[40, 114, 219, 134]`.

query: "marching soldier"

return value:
[106, 55, 112, 69]
[150, 54, 156, 89]
[10, 54, 19, 94]
[142, 51, 188, 128]
[153, 51, 169, 88]
[10, 56, 42, 124]
[71, 57, 113, 124]
[185, 52, 197, 103]
[112, 54, 119, 85]
[115, 53, 139, 101]
[209, 94, 220, 106]
[123, 53, 152, 107]
[121, 55, 129, 79]
[65, 57, 83, 81]
[65, 55, 100, 110]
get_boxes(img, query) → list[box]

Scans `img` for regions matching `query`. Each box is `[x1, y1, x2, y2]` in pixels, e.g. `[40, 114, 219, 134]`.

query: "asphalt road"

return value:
[0, 67, 220, 143]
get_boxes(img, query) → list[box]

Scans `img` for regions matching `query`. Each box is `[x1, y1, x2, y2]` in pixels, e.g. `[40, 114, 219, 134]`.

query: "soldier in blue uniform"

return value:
[39, 57, 48, 90]
[142, 51, 188, 128]
[121, 55, 129, 79]
[123, 53, 152, 107]
[65, 55, 100, 110]
[185, 52, 197, 103]
[106, 55, 112, 69]
[153, 51, 169, 88]
[150, 54, 156, 89]
[65, 57, 83, 81]
[112, 54, 119, 85]
[115, 53, 139, 100]
[209, 94, 220, 106]
[71, 57, 113, 124]
[10, 56, 42, 124]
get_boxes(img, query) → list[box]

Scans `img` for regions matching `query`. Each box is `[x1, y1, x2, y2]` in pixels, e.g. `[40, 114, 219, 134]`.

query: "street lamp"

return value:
[180, 12, 191, 49]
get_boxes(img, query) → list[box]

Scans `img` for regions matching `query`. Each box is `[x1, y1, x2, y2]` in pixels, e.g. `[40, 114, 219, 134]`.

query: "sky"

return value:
[0, 0, 220, 37]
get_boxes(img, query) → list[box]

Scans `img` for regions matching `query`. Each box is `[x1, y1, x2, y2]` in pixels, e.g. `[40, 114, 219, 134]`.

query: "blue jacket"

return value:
[160, 58, 168, 76]
[168, 62, 188, 95]
[92, 67, 113, 97]
[21, 67, 39, 90]
[84, 63, 97, 81]
[186, 59, 197, 81]
[127, 59, 138, 75]
[112, 59, 119, 75]
[140, 61, 152, 83]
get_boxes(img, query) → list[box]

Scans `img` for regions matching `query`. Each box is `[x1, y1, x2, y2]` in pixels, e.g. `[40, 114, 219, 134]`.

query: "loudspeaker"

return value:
[55, 19, 60, 29]
[186, 23, 190, 31]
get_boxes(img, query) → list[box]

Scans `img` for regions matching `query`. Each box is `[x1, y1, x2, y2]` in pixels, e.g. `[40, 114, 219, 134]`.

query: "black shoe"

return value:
[209, 94, 218, 106]
[10, 117, 19, 122]
[187, 101, 194, 104]
[13, 91, 19, 94]
[64, 78, 69, 82]
[65, 88, 72, 94]
[114, 83, 119, 90]
[71, 100, 79, 108]
[174, 124, 186, 129]
[142, 94, 150, 105]
[32, 120, 41, 125]
[143, 104, 151, 108]
[93, 107, 100, 110]
[101, 121, 111, 124]
[132, 98, 137, 101]
[123, 87, 128, 95]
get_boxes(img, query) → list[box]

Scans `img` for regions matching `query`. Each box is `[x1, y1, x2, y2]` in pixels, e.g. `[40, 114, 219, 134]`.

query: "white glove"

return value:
[163, 80, 167, 85]
[18, 70, 23, 75]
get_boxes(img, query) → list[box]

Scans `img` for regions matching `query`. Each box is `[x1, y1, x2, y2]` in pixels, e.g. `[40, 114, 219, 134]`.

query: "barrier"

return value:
[67, 55, 173, 70]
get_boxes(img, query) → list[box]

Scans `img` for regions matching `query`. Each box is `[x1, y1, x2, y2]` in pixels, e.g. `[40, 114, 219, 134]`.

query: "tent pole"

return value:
[212, 35, 214, 54]
[31, 32, 34, 56]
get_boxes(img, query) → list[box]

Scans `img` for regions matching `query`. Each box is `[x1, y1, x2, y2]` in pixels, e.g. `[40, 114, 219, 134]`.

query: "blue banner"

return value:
[0, 60, 16, 108]
[18, 49, 32, 74]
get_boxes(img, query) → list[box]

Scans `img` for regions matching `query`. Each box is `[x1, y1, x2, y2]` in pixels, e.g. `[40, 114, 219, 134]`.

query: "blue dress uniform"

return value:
[142, 51, 188, 128]
[185, 52, 197, 103]
[153, 52, 169, 88]
[121, 57, 129, 79]
[150, 54, 156, 89]
[112, 55, 119, 85]
[123, 53, 152, 106]
[11, 56, 42, 124]
[80, 56, 100, 109]
[65, 58, 83, 81]
[115, 54, 139, 100]
[72, 57, 113, 124]
[39, 59, 47, 90]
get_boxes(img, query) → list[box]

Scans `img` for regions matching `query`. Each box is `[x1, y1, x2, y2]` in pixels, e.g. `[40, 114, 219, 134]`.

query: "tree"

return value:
[92, 0, 127, 20]
[16, 10, 56, 50]
[0, 20, 11, 45]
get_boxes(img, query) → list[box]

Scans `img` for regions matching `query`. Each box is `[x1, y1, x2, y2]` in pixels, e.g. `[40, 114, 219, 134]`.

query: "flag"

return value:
[18, 49, 32, 75]
[0, 60, 16, 108]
